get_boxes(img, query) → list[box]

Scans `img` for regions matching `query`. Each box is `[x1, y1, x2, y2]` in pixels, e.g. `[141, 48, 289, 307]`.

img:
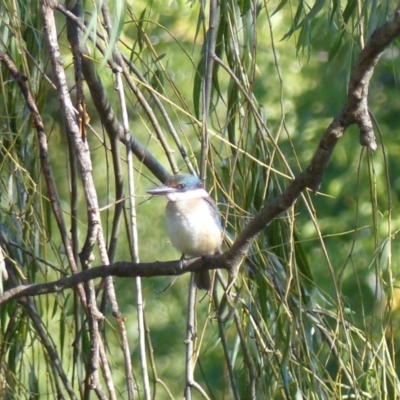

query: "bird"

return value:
[147, 173, 223, 290]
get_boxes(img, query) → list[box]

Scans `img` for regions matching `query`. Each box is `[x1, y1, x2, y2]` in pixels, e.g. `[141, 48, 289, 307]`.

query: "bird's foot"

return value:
[179, 254, 186, 270]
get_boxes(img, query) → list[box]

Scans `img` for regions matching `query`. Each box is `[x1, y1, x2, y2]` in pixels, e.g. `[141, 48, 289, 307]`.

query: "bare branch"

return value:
[345, 5, 400, 149]
[225, 5, 400, 271]
[0, 257, 227, 305]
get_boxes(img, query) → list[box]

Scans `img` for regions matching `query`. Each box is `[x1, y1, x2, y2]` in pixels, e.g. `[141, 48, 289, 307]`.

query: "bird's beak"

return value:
[147, 185, 176, 196]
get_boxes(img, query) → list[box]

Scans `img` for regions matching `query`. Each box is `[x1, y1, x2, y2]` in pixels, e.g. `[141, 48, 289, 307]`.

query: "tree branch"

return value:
[345, 5, 400, 149]
[224, 4, 400, 274]
[0, 257, 227, 305]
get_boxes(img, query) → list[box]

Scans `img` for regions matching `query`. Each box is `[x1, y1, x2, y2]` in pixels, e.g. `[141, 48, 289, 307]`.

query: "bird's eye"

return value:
[177, 183, 185, 190]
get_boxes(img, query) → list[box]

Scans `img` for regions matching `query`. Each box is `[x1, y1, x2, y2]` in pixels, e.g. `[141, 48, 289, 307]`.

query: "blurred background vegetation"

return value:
[1, 0, 400, 398]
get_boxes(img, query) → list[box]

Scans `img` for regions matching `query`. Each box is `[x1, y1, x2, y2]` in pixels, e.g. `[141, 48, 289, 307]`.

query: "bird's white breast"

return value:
[166, 198, 222, 256]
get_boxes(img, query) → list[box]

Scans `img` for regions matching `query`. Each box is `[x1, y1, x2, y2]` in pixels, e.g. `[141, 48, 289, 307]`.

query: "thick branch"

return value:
[0, 256, 226, 305]
[345, 5, 400, 149]
[225, 5, 400, 268]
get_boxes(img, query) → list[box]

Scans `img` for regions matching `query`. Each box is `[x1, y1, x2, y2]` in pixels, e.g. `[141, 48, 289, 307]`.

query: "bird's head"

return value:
[147, 174, 209, 202]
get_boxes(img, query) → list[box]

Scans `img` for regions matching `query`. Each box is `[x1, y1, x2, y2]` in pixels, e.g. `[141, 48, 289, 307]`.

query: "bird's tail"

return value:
[194, 270, 211, 291]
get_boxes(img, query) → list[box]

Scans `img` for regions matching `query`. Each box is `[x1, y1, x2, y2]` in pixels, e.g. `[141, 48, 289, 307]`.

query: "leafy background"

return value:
[1, 0, 400, 398]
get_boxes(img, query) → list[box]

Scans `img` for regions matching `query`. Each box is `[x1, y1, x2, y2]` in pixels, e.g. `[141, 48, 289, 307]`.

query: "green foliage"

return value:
[1, 0, 400, 398]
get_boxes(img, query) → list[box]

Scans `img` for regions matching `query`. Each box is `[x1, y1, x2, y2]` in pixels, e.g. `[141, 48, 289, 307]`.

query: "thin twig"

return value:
[65, 1, 85, 393]
[99, 4, 138, 398]
[234, 309, 257, 399]
[184, 274, 197, 400]
[144, 315, 175, 400]
[199, 0, 219, 181]
[113, 69, 138, 396]
[83, 280, 105, 400]
[213, 276, 240, 400]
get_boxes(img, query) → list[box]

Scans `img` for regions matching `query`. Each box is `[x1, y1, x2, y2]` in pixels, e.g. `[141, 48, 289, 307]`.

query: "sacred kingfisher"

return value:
[147, 174, 223, 290]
